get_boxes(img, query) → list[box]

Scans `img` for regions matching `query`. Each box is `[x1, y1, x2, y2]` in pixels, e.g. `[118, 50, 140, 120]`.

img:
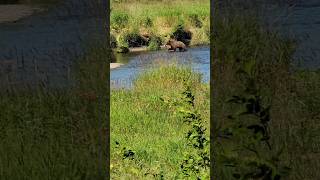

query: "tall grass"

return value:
[111, 0, 210, 51]
[111, 64, 209, 178]
[0, 42, 108, 179]
[212, 8, 320, 180]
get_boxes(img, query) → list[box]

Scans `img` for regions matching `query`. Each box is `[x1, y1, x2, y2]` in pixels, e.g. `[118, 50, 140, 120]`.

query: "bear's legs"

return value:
[178, 47, 186, 52]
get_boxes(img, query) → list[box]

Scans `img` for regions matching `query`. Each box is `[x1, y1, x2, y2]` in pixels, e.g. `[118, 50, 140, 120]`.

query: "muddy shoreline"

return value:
[112, 44, 209, 54]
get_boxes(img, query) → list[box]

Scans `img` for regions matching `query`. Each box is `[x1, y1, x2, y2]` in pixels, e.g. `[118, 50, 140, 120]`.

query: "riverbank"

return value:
[111, 0, 209, 53]
[112, 44, 207, 54]
[110, 62, 123, 69]
[0, 4, 44, 23]
[112, 46, 166, 54]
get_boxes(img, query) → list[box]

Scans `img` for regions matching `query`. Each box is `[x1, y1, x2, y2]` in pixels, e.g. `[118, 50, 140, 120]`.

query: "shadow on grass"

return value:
[212, 1, 320, 179]
[0, 40, 109, 179]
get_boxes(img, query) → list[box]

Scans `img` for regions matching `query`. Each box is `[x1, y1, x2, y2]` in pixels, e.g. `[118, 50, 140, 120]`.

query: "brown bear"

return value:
[165, 39, 187, 52]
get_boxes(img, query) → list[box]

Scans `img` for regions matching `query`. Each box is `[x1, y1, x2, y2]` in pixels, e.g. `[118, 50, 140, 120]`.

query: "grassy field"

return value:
[110, 0, 210, 52]
[110, 64, 210, 179]
[212, 8, 320, 179]
[0, 43, 108, 179]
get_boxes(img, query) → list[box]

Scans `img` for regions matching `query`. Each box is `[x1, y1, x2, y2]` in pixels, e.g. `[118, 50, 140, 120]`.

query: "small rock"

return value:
[116, 46, 129, 53]
[110, 63, 123, 69]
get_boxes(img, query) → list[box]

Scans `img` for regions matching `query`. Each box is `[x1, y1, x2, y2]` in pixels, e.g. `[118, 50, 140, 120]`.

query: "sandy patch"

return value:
[129, 46, 167, 53]
[0, 4, 43, 24]
[129, 47, 147, 52]
[110, 63, 123, 69]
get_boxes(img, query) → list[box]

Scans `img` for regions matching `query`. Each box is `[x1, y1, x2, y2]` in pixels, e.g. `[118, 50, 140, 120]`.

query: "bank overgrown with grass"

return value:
[110, 0, 210, 53]
[212, 11, 320, 179]
[111, 64, 210, 179]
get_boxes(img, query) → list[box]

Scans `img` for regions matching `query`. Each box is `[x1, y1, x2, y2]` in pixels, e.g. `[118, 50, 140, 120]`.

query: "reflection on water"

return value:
[111, 46, 210, 89]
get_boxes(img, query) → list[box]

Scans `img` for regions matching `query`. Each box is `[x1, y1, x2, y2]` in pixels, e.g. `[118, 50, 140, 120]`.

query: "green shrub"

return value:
[141, 16, 153, 28]
[117, 30, 148, 48]
[147, 36, 162, 51]
[110, 33, 117, 48]
[116, 46, 129, 53]
[171, 23, 192, 45]
[116, 32, 129, 53]
[187, 14, 202, 28]
[214, 63, 291, 179]
[111, 11, 129, 31]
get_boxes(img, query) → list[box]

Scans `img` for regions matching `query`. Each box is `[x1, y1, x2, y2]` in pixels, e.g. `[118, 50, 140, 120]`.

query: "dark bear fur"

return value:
[165, 39, 187, 52]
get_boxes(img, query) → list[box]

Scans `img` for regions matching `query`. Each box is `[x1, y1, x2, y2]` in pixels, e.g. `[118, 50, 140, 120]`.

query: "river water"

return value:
[261, 0, 320, 69]
[0, 0, 105, 89]
[111, 46, 210, 89]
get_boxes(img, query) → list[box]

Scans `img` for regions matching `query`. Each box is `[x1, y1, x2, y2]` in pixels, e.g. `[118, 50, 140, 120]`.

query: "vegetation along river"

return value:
[111, 46, 210, 89]
[111, 1, 320, 88]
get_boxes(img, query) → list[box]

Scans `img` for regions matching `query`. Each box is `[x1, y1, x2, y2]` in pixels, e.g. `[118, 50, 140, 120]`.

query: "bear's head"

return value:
[165, 39, 173, 45]
[164, 39, 173, 48]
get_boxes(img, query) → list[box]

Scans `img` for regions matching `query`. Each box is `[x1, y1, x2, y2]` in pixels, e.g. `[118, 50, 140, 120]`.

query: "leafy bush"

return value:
[141, 16, 153, 28]
[188, 14, 203, 28]
[172, 22, 192, 46]
[110, 33, 117, 48]
[117, 30, 148, 48]
[111, 11, 129, 31]
[147, 36, 162, 51]
[213, 59, 291, 179]
[116, 32, 129, 53]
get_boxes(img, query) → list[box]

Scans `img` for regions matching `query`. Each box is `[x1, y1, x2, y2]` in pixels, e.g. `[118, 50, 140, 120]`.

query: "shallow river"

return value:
[0, 1, 105, 88]
[261, 0, 320, 68]
[111, 46, 210, 89]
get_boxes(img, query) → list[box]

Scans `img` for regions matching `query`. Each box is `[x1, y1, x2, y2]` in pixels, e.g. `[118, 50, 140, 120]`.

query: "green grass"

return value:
[0, 43, 108, 179]
[111, 0, 210, 50]
[110, 64, 210, 179]
[212, 10, 320, 179]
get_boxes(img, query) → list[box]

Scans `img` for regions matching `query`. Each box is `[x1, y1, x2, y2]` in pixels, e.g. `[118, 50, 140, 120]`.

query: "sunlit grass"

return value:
[111, 0, 210, 49]
[0, 42, 108, 179]
[110, 64, 209, 178]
